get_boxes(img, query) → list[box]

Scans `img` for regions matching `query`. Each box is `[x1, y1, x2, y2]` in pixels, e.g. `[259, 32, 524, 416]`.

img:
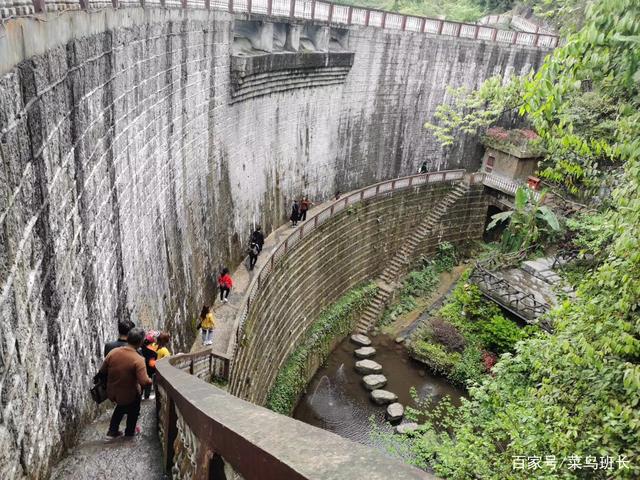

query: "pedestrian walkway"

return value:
[50, 399, 166, 480]
[191, 201, 331, 356]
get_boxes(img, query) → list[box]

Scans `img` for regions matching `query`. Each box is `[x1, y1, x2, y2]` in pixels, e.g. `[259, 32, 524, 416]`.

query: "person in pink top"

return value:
[217, 267, 233, 303]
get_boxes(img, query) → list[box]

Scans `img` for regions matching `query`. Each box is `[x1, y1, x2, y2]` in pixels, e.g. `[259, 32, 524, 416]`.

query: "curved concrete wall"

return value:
[1, 7, 538, 478]
[231, 181, 488, 404]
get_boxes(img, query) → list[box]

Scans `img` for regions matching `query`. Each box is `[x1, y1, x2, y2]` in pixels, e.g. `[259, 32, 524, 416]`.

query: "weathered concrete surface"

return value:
[0, 7, 543, 477]
[49, 400, 166, 480]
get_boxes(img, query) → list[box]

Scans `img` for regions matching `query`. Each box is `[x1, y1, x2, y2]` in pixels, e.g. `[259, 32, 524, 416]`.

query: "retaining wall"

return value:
[1, 5, 534, 477]
[230, 181, 488, 404]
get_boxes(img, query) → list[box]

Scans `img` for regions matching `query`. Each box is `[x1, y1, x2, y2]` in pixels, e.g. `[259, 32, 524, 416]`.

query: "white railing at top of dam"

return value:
[226, 169, 486, 365]
[6, 0, 559, 49]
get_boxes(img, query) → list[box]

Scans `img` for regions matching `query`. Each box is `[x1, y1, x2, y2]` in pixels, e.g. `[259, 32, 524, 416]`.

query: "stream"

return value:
[293, 334, 465, 447]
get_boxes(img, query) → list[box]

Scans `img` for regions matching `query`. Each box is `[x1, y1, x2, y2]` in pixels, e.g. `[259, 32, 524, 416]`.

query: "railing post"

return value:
[247, 0, 251, 12]
[271, 253, 274, 269]
[328, 3, 333, 23]
[299, 226, 303, 239]
[391, 180, 396, 190]
[364, 10, 370, 26]
[228, 0, 233, 13]
[408, 176, 413, 187]
[204, 0, 209, 9]
[330, 204, 335, 215]
[381, 11, 386, 28]
[456, 23, 461, 37]
[401, 15, 407, 31]
[512, 31, 518, 44]
[360, 190, 364, 200]
[437, 20, 444, 35]
[79, 0, 89, 10]
[310, 0, 315, 20]
[474, 25, 479, 39]
[267, 0, 272, 16]
[347, 6, 352, 24]
[289, 0, 295, 18]
[189, 359, 194, 375]
[375, 184, 380, 194]
[420, 17, 426, 33]
[491, 28, 497, 42]
[314, 215, 318, 227]
[284, 239, 288, 253]
[162, 395, 178, 473]
[344, 197, 348, 208]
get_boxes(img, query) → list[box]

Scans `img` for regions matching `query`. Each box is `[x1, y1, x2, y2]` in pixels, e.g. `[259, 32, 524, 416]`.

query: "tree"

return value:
[487, 186, 561, 251]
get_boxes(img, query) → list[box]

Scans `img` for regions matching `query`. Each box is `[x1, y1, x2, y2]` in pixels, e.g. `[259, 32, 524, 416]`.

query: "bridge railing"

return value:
[4, 0, 559, 48]
[155, 347, 433, 479]
[226, 169, 466, 364]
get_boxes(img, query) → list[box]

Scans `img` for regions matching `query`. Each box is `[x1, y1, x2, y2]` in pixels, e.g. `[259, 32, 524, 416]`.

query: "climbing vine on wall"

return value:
[266, 283, 378, 415]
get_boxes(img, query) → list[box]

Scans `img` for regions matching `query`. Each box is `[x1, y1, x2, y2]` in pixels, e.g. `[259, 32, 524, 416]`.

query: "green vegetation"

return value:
[395, 1, 640, 477]
[409, 272, 534, 386]
[380, 242, 457, 326]
[334, 0, 515, 22]
[487, 186, 561, 252]
[266, 283, 378, 414]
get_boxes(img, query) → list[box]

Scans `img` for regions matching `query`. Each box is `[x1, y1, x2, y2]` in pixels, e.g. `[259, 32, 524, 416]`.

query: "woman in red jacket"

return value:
[218, 267, 233, 303]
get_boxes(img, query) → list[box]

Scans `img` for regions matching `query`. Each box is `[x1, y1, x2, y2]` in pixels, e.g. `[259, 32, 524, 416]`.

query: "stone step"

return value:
[363, 374, 387, 390]
[350, 334, 372, 347]
[371, 389, 398, 405]
[354, 346, 376, 359]
[355, 359, 383, 374]
[386, 402, 404, 421]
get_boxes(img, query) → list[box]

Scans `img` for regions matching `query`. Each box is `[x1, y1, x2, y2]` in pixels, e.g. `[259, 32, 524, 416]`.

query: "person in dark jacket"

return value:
[104, 320, 135, 357]
[418, 161, 428, 174]
[290, 200, 300, 227]
[97, 327, 152, 438]
[251, 226, 264, 253]
[299, 196, 312, 222]
[140, 331, 159, 400]
[248, 242, 259, 271]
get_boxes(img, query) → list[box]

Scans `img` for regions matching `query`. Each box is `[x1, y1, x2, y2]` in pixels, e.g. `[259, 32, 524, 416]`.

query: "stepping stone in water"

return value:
[362, 374, 387, 390]
[371, 389, 398, 405]
[386, 402, 404, 421]
[354, 346, 376, 359]
[355, 359, 382, 374]
[351, 334, 372, 347]
[395, 336, 405, 344]
[395, 422, 419, 434]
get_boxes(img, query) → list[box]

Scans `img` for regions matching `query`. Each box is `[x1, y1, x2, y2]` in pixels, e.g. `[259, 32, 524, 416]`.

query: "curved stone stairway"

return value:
[355, 180, 471, 334]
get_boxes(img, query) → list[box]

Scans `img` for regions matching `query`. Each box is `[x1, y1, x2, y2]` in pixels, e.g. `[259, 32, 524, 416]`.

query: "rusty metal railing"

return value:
[4, 0, 559, 49]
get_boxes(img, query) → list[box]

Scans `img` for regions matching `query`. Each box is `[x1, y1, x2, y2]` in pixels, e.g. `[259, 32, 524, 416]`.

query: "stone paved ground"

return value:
[50, 399, 167, 480]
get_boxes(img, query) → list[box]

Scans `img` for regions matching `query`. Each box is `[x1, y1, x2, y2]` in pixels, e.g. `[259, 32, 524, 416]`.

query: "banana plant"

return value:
[487, 187, 561, 252]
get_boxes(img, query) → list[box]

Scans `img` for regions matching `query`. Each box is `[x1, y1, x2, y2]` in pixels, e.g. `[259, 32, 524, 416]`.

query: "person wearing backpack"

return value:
[251, 226, 264, 253]
[198, 305, 216, 346]
[248, 241, 259, 271]
[97, 327, 152, 438]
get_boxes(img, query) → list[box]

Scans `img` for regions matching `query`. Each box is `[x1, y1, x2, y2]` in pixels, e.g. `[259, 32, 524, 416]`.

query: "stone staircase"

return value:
[354, 181, 470, 334]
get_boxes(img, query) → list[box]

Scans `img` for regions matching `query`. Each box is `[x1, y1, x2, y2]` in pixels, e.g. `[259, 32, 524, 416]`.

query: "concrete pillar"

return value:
[254, 21, 274, 52]
[285, 24, 301, 51]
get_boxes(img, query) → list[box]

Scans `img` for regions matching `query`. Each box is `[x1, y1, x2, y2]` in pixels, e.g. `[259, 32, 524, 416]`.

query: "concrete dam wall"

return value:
[0, 6, 546, 478]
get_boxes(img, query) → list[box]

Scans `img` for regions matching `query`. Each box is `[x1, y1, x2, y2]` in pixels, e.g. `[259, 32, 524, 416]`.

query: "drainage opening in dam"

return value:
[293, 334, 464, 446]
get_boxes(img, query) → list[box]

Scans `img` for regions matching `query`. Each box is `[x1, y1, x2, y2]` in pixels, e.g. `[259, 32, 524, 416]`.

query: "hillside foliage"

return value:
[401, 0, 640, 478]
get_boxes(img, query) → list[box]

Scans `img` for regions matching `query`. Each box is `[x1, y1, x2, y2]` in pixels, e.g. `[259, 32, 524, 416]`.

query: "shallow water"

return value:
[293, 334, 464, 447]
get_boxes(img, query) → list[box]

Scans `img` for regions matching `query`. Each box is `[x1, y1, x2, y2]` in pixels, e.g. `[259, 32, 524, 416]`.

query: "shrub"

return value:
[428, 317, 466, 353]
[411, 340, 460, 376]
[476, 315, 527, 354]
[449, 345, 485, 386]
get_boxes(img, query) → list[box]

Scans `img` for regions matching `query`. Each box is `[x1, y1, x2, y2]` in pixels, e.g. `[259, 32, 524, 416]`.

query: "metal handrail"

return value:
[9, 0, 559, 49]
